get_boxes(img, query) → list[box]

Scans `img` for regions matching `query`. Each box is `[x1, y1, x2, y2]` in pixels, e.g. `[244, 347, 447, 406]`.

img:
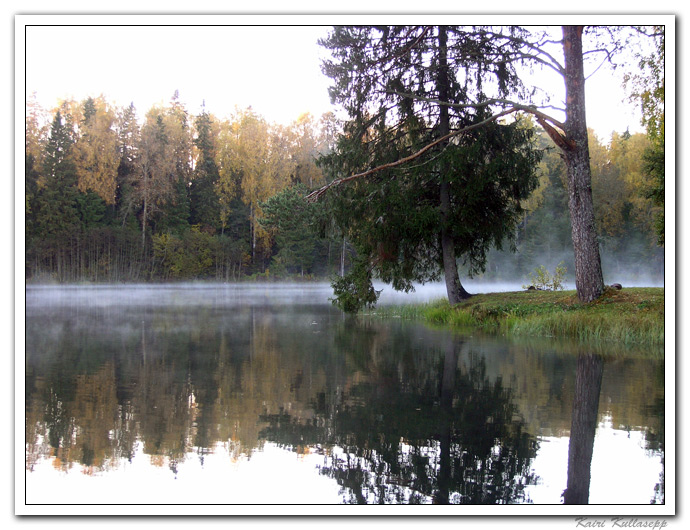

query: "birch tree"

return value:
[73, 96, 119, 204]
[216, 108, 294, 262]
[137, 108, 175, 248]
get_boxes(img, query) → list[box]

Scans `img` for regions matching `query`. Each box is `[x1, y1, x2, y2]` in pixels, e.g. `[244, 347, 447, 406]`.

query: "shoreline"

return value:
[364, 287, 665, 354]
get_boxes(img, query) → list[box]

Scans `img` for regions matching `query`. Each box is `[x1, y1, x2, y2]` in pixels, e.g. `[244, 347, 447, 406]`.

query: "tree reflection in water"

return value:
[260, 335, 539, 504]
[563, 353, 604, 505]
[26, 291, 664, 504]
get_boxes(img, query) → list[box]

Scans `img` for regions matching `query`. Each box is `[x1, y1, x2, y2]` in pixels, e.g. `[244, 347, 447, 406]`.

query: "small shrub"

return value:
[522, 262, 567, 291]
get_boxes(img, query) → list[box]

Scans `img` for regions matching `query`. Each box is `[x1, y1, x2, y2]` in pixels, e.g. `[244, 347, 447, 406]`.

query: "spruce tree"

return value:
[190, 110, 221, 231]
[35, 107, 80, 238]
[318, 26, 542, 311]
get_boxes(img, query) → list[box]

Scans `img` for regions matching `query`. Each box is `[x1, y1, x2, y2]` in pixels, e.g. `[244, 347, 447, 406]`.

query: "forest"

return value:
[24, 27, 664, 290]
[24, 92, 663, 286]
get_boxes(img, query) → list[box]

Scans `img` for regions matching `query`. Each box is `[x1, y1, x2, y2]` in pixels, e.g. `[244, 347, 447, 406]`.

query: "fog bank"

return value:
[26, 278, 664, 312]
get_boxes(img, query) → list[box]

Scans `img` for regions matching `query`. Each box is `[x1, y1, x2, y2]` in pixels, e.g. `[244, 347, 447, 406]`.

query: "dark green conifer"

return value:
[190, 110, 221, 231]
[318, 26, 543, 311]
[34, 107, 80, 237]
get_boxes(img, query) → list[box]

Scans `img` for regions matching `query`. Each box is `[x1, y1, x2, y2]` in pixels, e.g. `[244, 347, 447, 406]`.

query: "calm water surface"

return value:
[24, 283, 664, 505]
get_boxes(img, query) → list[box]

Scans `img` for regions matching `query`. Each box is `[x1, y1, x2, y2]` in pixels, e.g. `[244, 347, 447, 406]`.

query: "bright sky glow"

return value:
[25, 441, 344, 509]
[25, 24, 334, 125]
[23, 20, 647, 137]
[24, 425, 663, 510]
[525, 426, 663, 505]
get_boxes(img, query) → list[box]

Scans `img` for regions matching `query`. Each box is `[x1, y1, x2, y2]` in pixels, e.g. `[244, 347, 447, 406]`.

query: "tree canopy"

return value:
[311, 25, 665, 303]
[317, 26, 543, 310]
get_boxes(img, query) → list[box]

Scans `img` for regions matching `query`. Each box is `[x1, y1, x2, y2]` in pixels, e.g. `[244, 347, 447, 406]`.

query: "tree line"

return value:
[24, 92, 662, 288]
[25, 91, 345, 282]
[25, 25, 664, 304]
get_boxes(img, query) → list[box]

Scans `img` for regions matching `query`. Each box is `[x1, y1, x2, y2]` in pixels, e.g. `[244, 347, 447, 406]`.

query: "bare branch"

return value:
[385, 90, 568, 131]
[584, 55, 612, 81]
[396, 25, 431, 58]
[306, 107, 518, 202]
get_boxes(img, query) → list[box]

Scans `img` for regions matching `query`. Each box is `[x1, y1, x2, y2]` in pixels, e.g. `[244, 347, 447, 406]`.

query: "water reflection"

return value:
[24, 285, 664, 505]
[564, 354, 604, 504]
[260, 335, 539, 504]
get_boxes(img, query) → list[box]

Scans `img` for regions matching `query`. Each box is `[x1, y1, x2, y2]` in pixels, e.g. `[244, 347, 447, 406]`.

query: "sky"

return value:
[25, 24, 335, 126]
[22, 19, 656, 138]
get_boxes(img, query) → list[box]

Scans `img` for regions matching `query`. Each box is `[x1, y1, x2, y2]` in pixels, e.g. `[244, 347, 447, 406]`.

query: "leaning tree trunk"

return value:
[437, 25, 471, 305]
[562, 26, 605, 302]
[440, 182, 471, 304]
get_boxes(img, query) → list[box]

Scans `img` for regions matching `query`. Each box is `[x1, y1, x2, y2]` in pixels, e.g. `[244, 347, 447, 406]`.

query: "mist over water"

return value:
[24, 282, 664, 506]
[374, 281, 524, 305]
[25, 276, 665, 312]
[26, 282, 338, 309]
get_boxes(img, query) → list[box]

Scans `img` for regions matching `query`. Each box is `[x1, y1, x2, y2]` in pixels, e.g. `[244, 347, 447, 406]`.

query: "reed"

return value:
[365, 287, 665, 348]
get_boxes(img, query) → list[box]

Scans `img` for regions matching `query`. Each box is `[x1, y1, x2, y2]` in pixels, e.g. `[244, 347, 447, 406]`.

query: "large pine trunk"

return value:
[562, 26, 605, 302]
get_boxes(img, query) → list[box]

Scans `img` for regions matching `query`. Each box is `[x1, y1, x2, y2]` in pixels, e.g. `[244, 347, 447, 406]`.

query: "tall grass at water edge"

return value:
[365, 287, 665, 349]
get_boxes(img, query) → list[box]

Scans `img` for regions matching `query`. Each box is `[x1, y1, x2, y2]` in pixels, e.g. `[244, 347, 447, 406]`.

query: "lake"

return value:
[23, 283, 665, 510]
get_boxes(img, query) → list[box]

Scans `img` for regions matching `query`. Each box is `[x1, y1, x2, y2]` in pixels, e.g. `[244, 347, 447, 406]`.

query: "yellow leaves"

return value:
[588, 128, 655, 237]
[216, 109, 331, 216]
[73, 96, 119, 204]
[292, 112, 326, 188]
[26, 92, 48, 163]
[609, 132, 650, 190]
[162, 106, 193, 172]
[215, 108, 295, 236]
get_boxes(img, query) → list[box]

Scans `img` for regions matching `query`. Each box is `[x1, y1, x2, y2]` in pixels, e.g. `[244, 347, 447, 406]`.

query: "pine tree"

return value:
[259, 184, 322, 276]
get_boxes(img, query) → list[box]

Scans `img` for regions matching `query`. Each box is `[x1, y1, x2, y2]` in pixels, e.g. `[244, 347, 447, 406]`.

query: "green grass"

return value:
[366, 287, 665, 349]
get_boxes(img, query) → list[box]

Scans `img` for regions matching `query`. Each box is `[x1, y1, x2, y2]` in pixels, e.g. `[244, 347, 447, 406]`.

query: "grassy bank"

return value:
[367, 287, 665, 348]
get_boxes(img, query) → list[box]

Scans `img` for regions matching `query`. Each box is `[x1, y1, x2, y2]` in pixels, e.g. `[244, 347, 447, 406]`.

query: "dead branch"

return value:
[535, 115, 575, 151]
[306, 107, 518, 202]
[385, 90, 567, 132]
